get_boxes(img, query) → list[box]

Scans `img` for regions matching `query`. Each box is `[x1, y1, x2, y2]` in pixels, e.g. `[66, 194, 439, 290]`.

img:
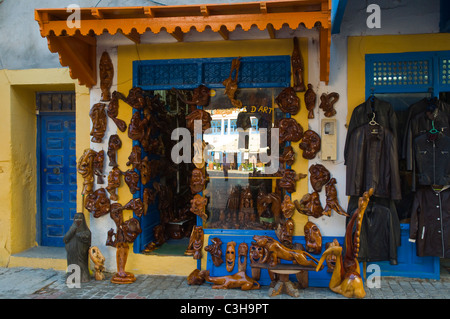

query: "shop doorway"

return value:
[36, 92, 77, 247]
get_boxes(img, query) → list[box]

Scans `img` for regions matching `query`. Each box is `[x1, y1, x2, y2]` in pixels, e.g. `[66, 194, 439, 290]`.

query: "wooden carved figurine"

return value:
[89, 246, 105, 281]
[222, 57, 243, 108]
[198, 269, 260, 291]
[128, 111, 148, 141]
[315, 188, 374, 298]
[319, 92, 339, 117]
[77, 148, 97, 195]
[205, 237, 223, 267]
[185, 109, 212, 133]
[190, 194, 208, 221]
[185, 226, 204, 260]
[124, 198, 145, 218]
[84, 188, 111, 218]
[256, 192, 282, 225]
[304, 221, 322, 255]
[193, 139, 207, 169]
[299, 130, 321, 160]
[275, 87, 300, 115]
[118, 87, 147, 110]
[294, 192, 324, 218]
[281, 195, 295, 219]
[63, 212, 91, 283]
[279, 145, 296, 167]
[99, 51, 114, 102]
[304, 83, 317, 119]
[93, 150, 105, 185]
[275, 218, 295, 249]
[309, 163, 331, 192]
[249, 244, 265, 280]
[277, 118, 304, 144]
[107, 134, 122, 167]
[172, 85, 211, 111]
[190, 168, 207, 194]
[237, 242, 248, 272]
[124, 169, 140, 194]
[140, 156, 151, 186]
[89, 103, 107, 143]
[279, 169, 306, 194]
[107, 91, 127, 132]
[106, 167, 122, 201]
[126, 145, 142, 170]
[323, 178, 349, 217]
[291, 37, 306, 92]
[225, 241, 236, 272]
[324, 239, 340, 273]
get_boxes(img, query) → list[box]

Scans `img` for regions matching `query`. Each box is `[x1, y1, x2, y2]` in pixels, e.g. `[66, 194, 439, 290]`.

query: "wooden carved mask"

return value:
[225, 241, 236, 272]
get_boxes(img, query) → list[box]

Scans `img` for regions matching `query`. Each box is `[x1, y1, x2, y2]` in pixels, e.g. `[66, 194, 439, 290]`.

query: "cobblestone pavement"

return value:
[0, 267, 448, 300]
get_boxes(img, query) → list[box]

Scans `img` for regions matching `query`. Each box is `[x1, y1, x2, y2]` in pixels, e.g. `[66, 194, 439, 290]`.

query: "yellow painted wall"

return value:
[347, 33, 450, 125]
[0, 68, 77, 267]
[116, 39, 310, 274]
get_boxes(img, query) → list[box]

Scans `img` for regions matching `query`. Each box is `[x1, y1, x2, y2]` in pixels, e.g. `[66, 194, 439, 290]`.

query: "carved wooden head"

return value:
[99, 51, 114, 101]
[205, 237, 223, 267]
[275, 87, 300, 115]
[85, 188, 111, 218]
[309, 164, 331, 192]
[304, 221, 322, 255]
[225, 241, 236, 272]
[299, 130, 321, 160]
[124, 169, 140, 194]
[190, 168, 207, 194]
[89, 103, 107, 143]
[277, 118, 304, 143]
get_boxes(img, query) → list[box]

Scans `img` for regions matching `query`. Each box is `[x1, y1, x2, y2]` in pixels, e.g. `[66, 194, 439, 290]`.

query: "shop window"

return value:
[133, 56, 291, 254]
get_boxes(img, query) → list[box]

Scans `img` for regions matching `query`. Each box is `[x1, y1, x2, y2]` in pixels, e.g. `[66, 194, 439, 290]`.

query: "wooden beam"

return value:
[319, 26, 330, 84]
[260, 2, 268, 14]
[120, 29, 141, 44]
[267, 23, 275, 39]
[170, 27, 184, 42]
[218, 25, 229, 40]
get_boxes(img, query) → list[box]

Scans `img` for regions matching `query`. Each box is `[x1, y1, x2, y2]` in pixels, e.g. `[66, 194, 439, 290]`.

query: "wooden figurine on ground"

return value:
[89, 246, 105, 281]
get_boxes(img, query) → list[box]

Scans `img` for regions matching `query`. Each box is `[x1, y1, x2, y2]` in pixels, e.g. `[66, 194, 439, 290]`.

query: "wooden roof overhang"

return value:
[35, 0, 331, 88]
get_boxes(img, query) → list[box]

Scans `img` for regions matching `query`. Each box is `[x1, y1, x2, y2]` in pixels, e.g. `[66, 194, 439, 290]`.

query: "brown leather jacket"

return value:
[409, 186, 450, 258]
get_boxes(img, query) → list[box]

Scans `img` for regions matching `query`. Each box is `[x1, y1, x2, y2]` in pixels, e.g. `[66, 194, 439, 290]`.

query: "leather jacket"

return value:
[345, 123, 402, 200]
[409, 186, 450, 258]
[413, 133, 450, 187]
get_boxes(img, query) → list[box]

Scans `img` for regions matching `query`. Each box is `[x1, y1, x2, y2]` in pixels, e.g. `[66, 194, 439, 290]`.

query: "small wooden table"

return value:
[250, 263, 317, 297]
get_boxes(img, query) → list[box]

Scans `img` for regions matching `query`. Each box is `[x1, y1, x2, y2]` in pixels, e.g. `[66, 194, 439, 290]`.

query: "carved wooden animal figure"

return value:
[202, 270, 260, 291]
[205, 237, 223, 267]
[315, 188, 374, 299]
[252, 235, 319, 268]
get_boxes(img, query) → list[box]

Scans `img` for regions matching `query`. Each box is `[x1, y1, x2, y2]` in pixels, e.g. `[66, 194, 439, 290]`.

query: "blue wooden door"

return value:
[39, 113, 77, 247]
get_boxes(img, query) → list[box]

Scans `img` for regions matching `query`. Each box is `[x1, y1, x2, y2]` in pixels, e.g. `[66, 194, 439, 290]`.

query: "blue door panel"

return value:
[40, 113, 77, 247]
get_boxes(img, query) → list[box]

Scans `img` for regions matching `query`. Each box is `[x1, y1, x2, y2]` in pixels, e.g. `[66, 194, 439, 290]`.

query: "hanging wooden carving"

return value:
[279, 169, 306, 194]
[93, 150, 105, 185]
[304, 83, 317, 119]
[185, 109, 212, 133]
[281, 194, 295, 219]
[222, 57, 243, 108]
[315, 188, 374, 298]
[99, 51, 114, 102]
[249, 243, 265, 280]
[225, 241, 236, 272]
[309, 164, 331, 193]
[277, 118, 304, 144]
[107, 134, 122, 167]
[291, 37, 306, 92]
[319, 92, 339, 117]
[89, 103, 108, 143]
[140, 156, 151, 186]
[124, 198, 145, 218]
[193, 139, 207, 169]
[107, 91, 127, 132]
[275, 87, 300, 115]
[190, 168, 207, 194]
[304, 221, 322, 255]
[124, 169, 140, 194]
[126, 145, 142, 170]
[323, 178, 349, 217]
[279, 145, 296, 167]
[275, 218, 295, 248]
[77, 148, 97, 195]
[294, 192, 324, 218]
[185, 226, 204, 260]
[190, 194, 208, 221]
[106, 167, 121, 201]
[84, 188, 111, 218]
[118, 87, 147, 110]
[205, 237, 224, 267]
[172, 85, 211, 111]
[299, 130, 321, 160]
[128, 111, 148, 141]
[324, 239, 340, 273]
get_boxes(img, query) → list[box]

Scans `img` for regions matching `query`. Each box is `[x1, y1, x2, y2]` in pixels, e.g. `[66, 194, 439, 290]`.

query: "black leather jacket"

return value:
[345, 123, 402, 200]
[409, 186, 450, 258]
[413, 133, 450, 187]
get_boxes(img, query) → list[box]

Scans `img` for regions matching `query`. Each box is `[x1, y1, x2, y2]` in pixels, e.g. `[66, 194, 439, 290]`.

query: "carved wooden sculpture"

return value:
[323, 178, 349, 217]
[172, 85, 211, 111]
[128, 111, 148, 142]
[304, 221, 322, 255]
[205, 237, 223, 267]
[89, 246, 105, 281]
[275, 218, 295, 248]
[299, 130, 321, 160]
[277, 118, 304, 143]
[106, 203, 142, 284]
[324, 239, 340, 273]
[256, 192, 282, 225]
[77, 148, 97, 195]
[124, 198, 145, 218]
[107, 91, 127, 132]
[222, 57, 243, 108]
[291, 37, 306, 92]
[143, 187, 156, 216]
[252, 235, 319, 268]
[309, 163, 331, 192]
[124, 169, 140, 194]
[190, 194, 208, 221]
[185, 109, 212, 133]
[294, 192, 324, 218]
[281, 194, 295, 219]
[106, 167, 121, 201]
[63, 212, 91, 283]
[200, 269, 261, 290]
[185, 226, 204, 260]
[84, 188, 111, 218]
[107, 134, 122, 167]
[193, 139, 207, 169]
[279, 169, 306, 194]
[140, 156, 151, 186]
[190, 168, 207, 194]
[275, 87, 300, 115]
[90, 103, 107, 143]
[319, 92, 339, 117]
[119, 87, 147, 110]
[315, 188, 374, 298]
[126, 145, 142, 170]
[249, 243, 265, 280]
[93, 150, 105, 184]
[304, 83, 317, 119]
[279, 145, 296, 167]
[237, 242, 248, 272]
[187, 268, 206, 285]
[99, 51, 114, 102]
[225, 241, 236, 272]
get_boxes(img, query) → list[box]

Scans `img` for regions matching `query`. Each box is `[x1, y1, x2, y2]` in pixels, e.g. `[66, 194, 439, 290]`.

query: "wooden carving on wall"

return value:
[324, 239, 340, 273]
[93, 150, 105, 185]
[77, 148, 97, 195]
[172, 85, 211, 111]
[106, 167, 121, 201]
[190, 168, 207, 194]
[279, 169, 306, 194]
[319, 92, 339, 117]
[85, 188, 111, 218]
[126, 145, 142, 170]
[309, 163, 331, 192]
[294, 192, 324, 218]
[299, 130, 321, 160]
[128, 111, 148, 142]
[249, 243, 265, 280]
[140, 156, 151, 186]
[124, 198, 145, 218]
[90, 103, 107, 143]
[256, 192, 282, 225]
[275, 87, 300, 115]
[107, 91, 127, 132]
[275, 218, 295, 249]
[281, 195, 295, 219]
[279, 145, 296, 167]
[304, 221, 322, 255]
[291, 37, 306, 92]
[195, 269, 260, 291]
[193, 139, 208, 169]
[225, 241, 236, 272]
[304, 84, 317, 119]
[118, 87, 147, 110]
[185, 226, 204, 260]
[277, 118, 304, 144]
[323, 178, 349, 217]
[107, 134, 122, 167]
[205, 237, 223, 267]
[190, 194, 208, 221]
[237, 242, 248, 272]
[99, 51, 114, 102]
[315, 188, 374, 298]
[124, 169, 140, 194]
[185, 109, 212, 133]
[222, 57, 243, 108]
